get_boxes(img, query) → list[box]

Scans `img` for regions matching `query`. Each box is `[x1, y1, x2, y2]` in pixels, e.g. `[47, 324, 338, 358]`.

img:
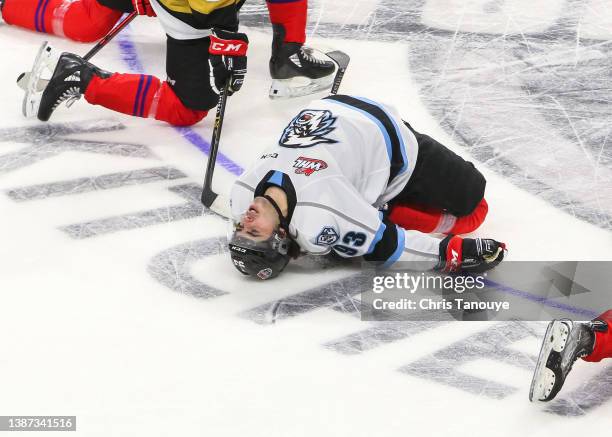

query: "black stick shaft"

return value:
[201, 83, 230, 207]
[83, 12, 137, 61]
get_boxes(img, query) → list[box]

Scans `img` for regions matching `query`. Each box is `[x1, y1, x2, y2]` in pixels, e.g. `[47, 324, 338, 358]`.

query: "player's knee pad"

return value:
[152, 82, 208, 126]
[449, 198, 488, 234]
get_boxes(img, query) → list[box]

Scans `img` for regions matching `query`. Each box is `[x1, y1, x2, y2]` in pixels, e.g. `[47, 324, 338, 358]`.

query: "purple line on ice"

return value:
[117, 27, 244, 176]
[484, 278, 599, 319]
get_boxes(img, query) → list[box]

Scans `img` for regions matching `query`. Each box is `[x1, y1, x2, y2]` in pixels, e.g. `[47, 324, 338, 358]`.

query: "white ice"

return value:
[0, 1, 610, 436]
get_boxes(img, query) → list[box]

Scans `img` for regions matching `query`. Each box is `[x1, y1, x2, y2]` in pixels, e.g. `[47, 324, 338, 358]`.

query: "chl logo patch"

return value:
[293, 157, 328, 176]
[257, 268, 273, 280]
[316, 227, 340, 246]
[280, 109, 338, 148]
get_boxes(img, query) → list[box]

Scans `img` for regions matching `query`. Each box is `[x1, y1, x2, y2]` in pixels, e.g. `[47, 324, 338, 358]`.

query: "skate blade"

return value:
[269, 75, 334, 100]
[17, 72, 49, 92]
[529, 320, 569, 401]
[21, 41, 59, 118]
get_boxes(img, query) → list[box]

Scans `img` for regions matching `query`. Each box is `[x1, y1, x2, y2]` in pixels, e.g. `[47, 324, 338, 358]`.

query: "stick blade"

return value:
[326, 50, 351, 69]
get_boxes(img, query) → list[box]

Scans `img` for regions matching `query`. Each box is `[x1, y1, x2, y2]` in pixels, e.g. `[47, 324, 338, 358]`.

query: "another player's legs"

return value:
[529, 310, 610, 402]
[1, 0, 127, 42]
[34, 36, 215, 126]
[583, 310, 612, 362]
[266, 0, 335, 98]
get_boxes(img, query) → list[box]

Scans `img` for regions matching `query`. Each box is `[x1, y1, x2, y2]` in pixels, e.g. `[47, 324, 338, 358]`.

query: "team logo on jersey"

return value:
[293, 157, 328, 176]
[279, 109, 338, 148]
[315, 227, 340, 246]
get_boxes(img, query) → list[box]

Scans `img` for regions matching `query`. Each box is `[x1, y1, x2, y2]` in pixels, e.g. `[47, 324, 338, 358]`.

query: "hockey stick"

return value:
[200, 50, 351, 218]
[200, 82, 230, 214]
[17, 11, 138, 91]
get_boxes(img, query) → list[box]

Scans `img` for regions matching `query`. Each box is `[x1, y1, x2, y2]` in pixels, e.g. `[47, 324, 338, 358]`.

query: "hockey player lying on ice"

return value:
[16, 0, 335, 124]
[530, 310, 611, 402]
[228, 95, 506, 280]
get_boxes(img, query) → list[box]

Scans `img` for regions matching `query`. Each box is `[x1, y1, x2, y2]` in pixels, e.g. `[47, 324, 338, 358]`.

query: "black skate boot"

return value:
[37, 52, 110, 122]
[269, 23, 336, 99]
[529, 319, 603, 401]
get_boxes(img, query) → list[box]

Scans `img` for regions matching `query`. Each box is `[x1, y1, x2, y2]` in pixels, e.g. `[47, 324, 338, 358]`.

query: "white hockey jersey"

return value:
[230, 95, 441, 267]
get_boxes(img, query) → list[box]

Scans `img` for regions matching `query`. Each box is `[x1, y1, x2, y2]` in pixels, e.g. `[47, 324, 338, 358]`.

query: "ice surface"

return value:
[0, 1, 610, 436]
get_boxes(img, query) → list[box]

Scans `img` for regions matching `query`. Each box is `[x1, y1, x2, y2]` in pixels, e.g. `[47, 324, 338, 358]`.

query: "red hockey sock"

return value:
[583, 310, 612, 362]
[2, 0, 121, 42]
[388, 199, 488, 234]
[266, 0, 307, 44]
[85, 73, 208, 127]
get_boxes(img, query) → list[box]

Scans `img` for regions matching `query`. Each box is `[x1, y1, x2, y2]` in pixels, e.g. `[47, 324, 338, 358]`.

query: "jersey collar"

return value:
[254, 170, 297, 223]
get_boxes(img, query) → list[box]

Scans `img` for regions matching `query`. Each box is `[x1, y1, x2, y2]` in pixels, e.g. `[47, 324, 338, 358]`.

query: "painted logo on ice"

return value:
[279, 109, 338, 148]
[293, 156, 328, 176]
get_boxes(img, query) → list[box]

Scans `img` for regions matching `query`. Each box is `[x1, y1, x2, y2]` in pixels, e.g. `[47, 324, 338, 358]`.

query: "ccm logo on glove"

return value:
[209, 37, 248, 56]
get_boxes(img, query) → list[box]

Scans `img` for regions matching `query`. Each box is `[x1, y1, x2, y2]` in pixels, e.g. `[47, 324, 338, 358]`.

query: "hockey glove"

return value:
[437, 235, 506, 273]
[132, 0, 156, 16]
[209, 29, 249, 95]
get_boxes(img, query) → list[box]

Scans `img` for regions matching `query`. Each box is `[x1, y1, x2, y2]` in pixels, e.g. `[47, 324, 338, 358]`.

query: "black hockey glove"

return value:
[209, 29, 249, 96]
[437, 235, 506, 273]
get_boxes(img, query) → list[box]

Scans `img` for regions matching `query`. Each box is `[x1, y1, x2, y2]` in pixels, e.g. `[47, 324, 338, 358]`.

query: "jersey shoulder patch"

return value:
[315, 226, 340, 246]
[279, 109, 338, 148]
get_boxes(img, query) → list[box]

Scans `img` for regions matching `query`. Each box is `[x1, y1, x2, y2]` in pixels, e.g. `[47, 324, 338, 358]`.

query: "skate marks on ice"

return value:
[0, 121, 214, 238]
[145, 240, 611, 417]
[60, 183, 212, 239]
[241, 0, 612, 230]
[401, 322, 612, 416]
[148, 238, 229, 299]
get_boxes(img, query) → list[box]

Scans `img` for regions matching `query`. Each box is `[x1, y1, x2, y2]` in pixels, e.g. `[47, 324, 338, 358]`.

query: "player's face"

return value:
[236, 197, 278, 241]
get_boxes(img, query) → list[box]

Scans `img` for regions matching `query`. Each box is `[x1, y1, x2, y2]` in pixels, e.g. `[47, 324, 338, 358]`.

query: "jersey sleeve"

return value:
[294, 183, 442, 268]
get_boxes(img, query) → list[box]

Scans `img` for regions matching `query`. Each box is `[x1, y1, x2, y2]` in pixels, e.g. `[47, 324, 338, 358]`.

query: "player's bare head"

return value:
[228, 195, 298, 280]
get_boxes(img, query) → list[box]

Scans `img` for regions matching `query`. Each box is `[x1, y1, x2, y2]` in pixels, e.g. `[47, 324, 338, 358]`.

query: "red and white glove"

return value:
[208, 28, 249, 95]
[132, 0, 156, 16]
[437, 235, 506, 273]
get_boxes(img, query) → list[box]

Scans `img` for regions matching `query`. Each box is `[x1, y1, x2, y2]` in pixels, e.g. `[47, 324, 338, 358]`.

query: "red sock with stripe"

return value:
[84, 73, 208, 127]
[583, 310, 612, 362]
[2, 0, 121, 42]
[266, 0, 307, 44]
[389, 199, 488, 234]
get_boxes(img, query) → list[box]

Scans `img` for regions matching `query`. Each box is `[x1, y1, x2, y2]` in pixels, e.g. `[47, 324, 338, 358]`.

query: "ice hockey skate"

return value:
[36, 52, 110, 122]
[21, 41, 60, 117]
[268, 24, 336, 99]
[529, 319, 596, 402]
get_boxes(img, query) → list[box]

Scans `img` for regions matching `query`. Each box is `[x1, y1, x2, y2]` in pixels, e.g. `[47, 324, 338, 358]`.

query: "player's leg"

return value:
[37, 35, 213, 126]
[85, 35, 214, 126]
[1, 0, 129, 42]
[388, 198, 488, 234]
[266, 0, 336, 98]
[390, 121, 487, 228]
[529, 311, 610, 402]
[583, 309, 612, 362]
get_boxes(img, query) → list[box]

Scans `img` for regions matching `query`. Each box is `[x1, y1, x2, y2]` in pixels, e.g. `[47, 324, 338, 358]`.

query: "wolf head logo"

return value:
[279, 109, 338, 148]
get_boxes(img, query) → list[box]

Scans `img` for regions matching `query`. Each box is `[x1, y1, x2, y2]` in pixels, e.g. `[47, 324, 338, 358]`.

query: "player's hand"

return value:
[209, 29, 249, 95]
[132, 0, 156, 16]
[437, 235, 506, 273]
